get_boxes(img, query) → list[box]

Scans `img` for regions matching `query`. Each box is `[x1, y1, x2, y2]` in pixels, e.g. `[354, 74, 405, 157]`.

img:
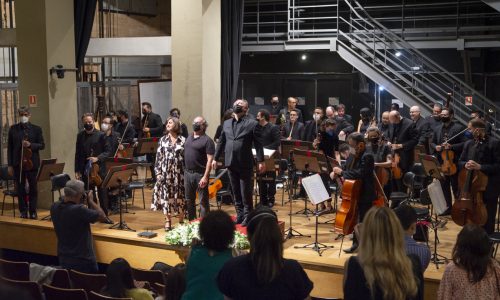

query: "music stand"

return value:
[135, 138, 159, 156]
[419, 154, 444, 180]
[104, 158, 135, 214]
[280, 140, 314, 202]
[102, 164, 138, 231]
[252, 148, 277, 206]
[37, 162, 65, 221]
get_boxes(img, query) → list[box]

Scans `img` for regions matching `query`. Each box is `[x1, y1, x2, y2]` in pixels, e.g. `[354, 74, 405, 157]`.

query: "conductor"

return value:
[213, 99, 265, 226]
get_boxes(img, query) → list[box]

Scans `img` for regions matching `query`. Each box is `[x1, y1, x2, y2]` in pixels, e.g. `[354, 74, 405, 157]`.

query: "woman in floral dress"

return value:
[152, 117, 186, 230]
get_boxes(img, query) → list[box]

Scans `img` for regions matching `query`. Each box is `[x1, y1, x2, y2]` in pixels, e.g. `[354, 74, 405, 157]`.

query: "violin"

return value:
[440, 133, 457, 176]
[21, 134, 34, 172]
[197, 169, 228, 200]
[392, 151, 402, 179]
[451, 137, 488, 226]
[114, 121, 131, 158]
[143, 114, 151, 138]
[89, 149, 103, 187]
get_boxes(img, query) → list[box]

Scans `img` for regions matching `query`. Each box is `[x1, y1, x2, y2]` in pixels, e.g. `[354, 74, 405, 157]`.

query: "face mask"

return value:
[84, 123, 94, 131]
[326, 129, 334, 136]
[100, 124, 109, 132]
[313, 114, 321, 121]
[464, 130, 473, 139]
[171, 112, 179, 118]
[441, 117, 450, 123]
[369, 137, 379, 144]
[349, 147, 356, 155]
[20, 116, 29, 124]
[233, 105, 243, 114]
[271, 100, 279, 106]
[433, 115, 441, 121]
[192, 123, 202, 132]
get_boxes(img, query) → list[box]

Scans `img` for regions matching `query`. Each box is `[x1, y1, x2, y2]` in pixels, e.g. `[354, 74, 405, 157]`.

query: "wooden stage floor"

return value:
[1, 184, 497, 299]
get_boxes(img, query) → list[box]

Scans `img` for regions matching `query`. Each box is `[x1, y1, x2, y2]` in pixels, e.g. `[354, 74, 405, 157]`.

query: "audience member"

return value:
[438, 224, 500, 300]
[343, 206, 423, 300]
[217, 207, 313, 300]
[164, 263, 186, 300]
[182, 211, 235, 300]
[50, 180, 106, 273]
[394, 205, 431, 271]
[102, 258, 153, 300]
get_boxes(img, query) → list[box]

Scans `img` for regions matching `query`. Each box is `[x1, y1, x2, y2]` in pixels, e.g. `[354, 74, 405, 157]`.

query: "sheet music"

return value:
[252, 148, 276, 160]
[301, 174, 330, 205]
[427, 179, 448, 215]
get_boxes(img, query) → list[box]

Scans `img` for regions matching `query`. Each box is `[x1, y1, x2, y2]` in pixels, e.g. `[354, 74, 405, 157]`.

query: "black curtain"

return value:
[74, 0, 98, 69]
[221, 0, 244, 114]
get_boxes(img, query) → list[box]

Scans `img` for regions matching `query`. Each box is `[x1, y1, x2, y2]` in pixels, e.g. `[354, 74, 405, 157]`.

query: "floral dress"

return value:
[152, 134, 186, 215]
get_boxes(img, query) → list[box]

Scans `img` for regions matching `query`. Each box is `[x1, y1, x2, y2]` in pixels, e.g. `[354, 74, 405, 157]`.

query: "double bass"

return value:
[451, 137, 488, 226]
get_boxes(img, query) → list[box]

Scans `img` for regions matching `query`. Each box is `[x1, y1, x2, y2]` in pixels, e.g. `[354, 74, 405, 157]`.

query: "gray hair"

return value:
[64, 180, 85, 197]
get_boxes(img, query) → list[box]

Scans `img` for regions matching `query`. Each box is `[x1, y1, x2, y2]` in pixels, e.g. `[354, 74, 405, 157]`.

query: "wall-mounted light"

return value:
[49, 65, 78, 79]
[379, 86, 385, 91]
[395, 51, 402, 57]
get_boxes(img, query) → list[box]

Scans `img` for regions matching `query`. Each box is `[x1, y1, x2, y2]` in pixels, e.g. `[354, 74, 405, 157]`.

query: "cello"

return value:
[451, 136, 488, 226]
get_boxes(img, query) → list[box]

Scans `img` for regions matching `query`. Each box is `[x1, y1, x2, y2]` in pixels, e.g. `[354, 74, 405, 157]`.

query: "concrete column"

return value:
[16, 0, 78, 208]
[172, 0, 221, 137]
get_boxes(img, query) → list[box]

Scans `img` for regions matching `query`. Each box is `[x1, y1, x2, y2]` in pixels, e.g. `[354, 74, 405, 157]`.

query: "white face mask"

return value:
[101, 123, 110, 132]
[20, 116, 29, 124]
[313, 113, 320, 121]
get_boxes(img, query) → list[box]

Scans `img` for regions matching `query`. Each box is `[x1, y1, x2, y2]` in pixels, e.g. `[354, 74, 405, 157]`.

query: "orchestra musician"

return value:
[270, 94, 282, 116]
[377, 111, 391, 138]
[141, 102, 163, 182]
[430, 107, 465, 215]
[7, 106, 45, 219]
[304, 107, 325, 142]
[409, 105, 432, 149]
[256, 109, 281, 208]
[424, 103, 443, 131]
[75, 113, 113, 223]
[365, 127, 393, 200]
[458, 118, 500, 234]
[276, 97, 304, 125]
[330, 132, 375, 253]
[334, 104, 355, 141]
[213, 99, 265, 226]
[282, 109, 305, 141]
[115, 110, 136, 145]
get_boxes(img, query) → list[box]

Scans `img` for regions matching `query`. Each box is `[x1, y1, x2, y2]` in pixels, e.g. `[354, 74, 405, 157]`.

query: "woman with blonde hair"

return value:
[344, 206, 423, 300]
[152, 117, 186, 230]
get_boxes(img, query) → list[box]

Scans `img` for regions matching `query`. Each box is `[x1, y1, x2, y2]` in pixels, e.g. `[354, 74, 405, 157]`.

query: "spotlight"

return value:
[301, 54, 307, 61]
[395, 51, 402, 57]
[379, 86, 385, 91]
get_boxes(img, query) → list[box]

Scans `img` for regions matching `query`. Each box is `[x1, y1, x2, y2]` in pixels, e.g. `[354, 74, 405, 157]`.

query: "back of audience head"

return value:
[359, 206, 418, 300]
[104, 258, 135, 298]
[246, 206, 283, 285]
[394, 204, 418, 235]
[165, 263, 186, 300]
[453, 224, 493, 283]
[199, 210, 235, 252]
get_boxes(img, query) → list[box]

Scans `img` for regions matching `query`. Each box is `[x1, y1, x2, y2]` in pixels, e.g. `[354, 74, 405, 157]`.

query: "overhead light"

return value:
[395, 51, 402, 57]
[301, 54, 307, 61]
[379, 86, 385, 91]
[411, 66, 421, 71]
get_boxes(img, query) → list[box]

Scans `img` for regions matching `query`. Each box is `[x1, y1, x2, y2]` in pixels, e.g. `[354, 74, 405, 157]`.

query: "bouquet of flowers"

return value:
[165, 221, 250, 250]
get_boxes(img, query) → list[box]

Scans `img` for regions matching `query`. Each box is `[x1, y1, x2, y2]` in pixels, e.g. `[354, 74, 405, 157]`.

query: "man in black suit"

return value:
[270, 94, 282, 116]
[282, 109, 305, 140]
[8, 106, 45, 219]
[115, 110, 136, 144]
[141, 102, 163, 181]
[276, 97, 304, 125]
[304, 107, 325, 142]
[213, 99, 265, 225]
[256, 109, 280, 207]
[388, 110, 419, 196]
[378, 111, 391, 138]
[424, 103, 442, 132]
[410, 105, 432, 152]
[430, 107, 465, 214]
[334, 104, 355, 141]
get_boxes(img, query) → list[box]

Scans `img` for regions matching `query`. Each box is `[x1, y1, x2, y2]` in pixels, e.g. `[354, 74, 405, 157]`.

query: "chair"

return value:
[128, 181, 145, 209]
[51, 173, 71, 201]
[0, 277, 43, 300]
[69, 269, 107, 294]
[42, 284, 88, 300]
[152, 282, 165, 297]
[0, 258, 30, 281]
[88, 291, 132, 300]
[51, 268, 71, 288]
[0, 165, 18, 217]
[131, 268, 165, 285]
[488, 196, 500, 257]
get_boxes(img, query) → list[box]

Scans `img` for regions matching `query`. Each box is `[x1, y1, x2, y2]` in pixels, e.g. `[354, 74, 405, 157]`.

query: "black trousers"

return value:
[184, 170, 209, 220]
[228, 167, 253, 223]
[14, 167, 38, 214]
[147, 153, 156, 181]
[440, 173, 459, 209]
[258, 171, 276, 206]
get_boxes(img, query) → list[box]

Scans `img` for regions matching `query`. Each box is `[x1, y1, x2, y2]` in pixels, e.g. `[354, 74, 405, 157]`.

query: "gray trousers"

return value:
[184, 170, 210, 220]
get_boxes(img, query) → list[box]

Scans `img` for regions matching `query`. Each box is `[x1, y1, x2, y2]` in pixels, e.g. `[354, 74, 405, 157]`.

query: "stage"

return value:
[0, 184, 491, 299]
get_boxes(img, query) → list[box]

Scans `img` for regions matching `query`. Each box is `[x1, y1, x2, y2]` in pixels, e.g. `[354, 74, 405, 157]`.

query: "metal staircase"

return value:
[287, 0, 499, 130]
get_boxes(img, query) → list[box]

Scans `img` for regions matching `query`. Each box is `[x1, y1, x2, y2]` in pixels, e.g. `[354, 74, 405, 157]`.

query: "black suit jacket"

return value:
[343, 152, 376, 204]
[8, 123, 45, 170]
[282, 121, 305, 141]
[414, 116, 432, 145]
[304, 120, 323, 142]
[276, 107, 304, 125]
[141, 112, 163, 137]
[388, 117, 418, 171]
[114, 121, 136, 143]
[258, 123, 281, 150]
[215, 117, 264, 169]
[75, 130, 112, 175]
[430, 121, 466, 161]
[334, 116, 355, 135]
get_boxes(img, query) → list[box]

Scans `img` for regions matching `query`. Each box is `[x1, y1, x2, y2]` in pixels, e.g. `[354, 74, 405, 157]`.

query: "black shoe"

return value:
[29, 212, 37, 220]
[438, 208, 451, 217]
[343, 243, 358, 254]
[102, 217, 114, 224]
[240, 218, 249, 227]
[20, 212, 28, 219]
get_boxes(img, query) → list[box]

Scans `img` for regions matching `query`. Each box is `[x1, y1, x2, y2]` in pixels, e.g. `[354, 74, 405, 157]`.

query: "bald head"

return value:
[325, 106, 335, 118]
[389, 110, 401, 124]
[409, 106, 421, 121]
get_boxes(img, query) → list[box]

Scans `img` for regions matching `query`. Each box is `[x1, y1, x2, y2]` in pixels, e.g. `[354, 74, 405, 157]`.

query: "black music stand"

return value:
[37, 162, 65, 221]
[294, 173, 335, 256]
[104, 158, 135, 214]
[253, 148, 277, 206]
[135, 138, 159, 181]
[102, 164, 138, 231]
[280, 140, 314, 203]
[419, 154, 444, 181]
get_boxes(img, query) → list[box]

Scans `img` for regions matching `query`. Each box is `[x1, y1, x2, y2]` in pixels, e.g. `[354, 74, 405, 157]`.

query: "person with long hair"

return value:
[152, 117, 186, 230]
[343, 206, 423, 300]
[182, 210, 235, 300]
[102, 258, 153, 300]
[217, 206, 313, 300]
[438, 224, 500, 299]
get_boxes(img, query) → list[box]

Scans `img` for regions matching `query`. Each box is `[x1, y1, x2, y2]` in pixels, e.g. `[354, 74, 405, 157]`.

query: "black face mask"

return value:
[171, 112, 179, 118]
[271, 100, 279, 106]
[83, 123, 94, 131]
[192, 123, 202, 132]
[369, 137, 379, 144]
[233, 105, 243, 114]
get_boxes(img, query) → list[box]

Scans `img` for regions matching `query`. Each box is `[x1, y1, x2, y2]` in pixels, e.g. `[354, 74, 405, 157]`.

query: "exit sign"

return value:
[29, 95, 37, 107]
